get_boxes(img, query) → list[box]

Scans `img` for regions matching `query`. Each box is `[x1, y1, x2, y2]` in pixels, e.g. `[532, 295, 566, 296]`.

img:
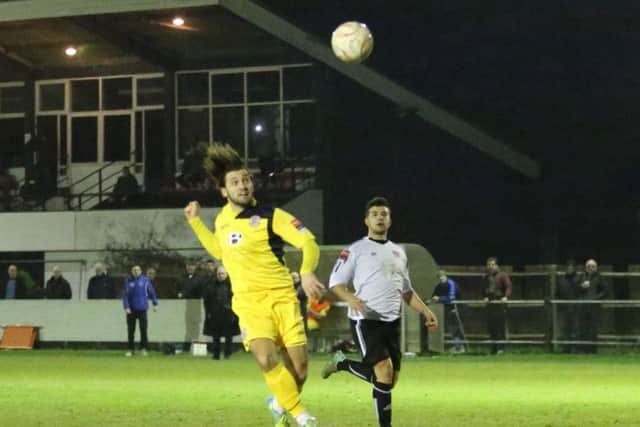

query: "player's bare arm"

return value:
[330, 284, 367, 316]
[403, 290, 438, 331]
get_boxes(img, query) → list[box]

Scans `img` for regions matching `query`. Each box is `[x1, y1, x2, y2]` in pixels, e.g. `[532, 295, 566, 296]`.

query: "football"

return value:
[331, 21, 374, 63]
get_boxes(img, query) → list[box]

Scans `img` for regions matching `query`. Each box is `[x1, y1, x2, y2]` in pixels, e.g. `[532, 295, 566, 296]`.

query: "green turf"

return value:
[0, 350, 639, 426]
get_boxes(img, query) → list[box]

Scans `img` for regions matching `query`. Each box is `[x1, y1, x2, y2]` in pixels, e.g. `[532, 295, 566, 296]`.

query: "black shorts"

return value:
[350, 318, 402, 371]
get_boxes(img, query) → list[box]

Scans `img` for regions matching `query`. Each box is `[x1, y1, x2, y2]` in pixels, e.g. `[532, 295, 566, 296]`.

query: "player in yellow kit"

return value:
[184, 144, 325, 427]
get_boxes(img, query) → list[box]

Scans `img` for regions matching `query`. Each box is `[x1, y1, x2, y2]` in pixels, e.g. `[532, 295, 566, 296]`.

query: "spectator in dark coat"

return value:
[556, 259, 580, 353]
[45, 266, 72, 299]
[576, 259, 608, 353]
[1, 264, 27, 299]
[484, 257, 512, 354]
[176, 260, 204, 299]
[112, 166, 139, 207]
[87, 263, 116, 299]
[202, 265, 239, 360]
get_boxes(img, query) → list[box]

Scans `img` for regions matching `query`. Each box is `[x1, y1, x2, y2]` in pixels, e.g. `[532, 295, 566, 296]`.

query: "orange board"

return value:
[0, 325, 41, 350]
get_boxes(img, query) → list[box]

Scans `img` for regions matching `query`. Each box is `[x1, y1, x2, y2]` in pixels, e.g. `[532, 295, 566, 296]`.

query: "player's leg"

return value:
[251, 339, 314, 426]
[392, 370, 400, 387]
[371, 319, 402, 427]
[322, 319, 373, 381]
[276, 299, 317, 426]
[372, 358, 394, 427]
[281, 345, 307, 389]
[234, 299, 291, 426]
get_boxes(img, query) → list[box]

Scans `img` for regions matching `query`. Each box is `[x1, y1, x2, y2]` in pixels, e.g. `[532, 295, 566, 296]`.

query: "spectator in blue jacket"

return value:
[123, 265, 158, 357]
[431, 270, 465, 353]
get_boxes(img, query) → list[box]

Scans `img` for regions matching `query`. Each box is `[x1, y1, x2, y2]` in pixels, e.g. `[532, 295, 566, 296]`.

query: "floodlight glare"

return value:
[64, 46, 77, 57]
[172, 17, 185, 26]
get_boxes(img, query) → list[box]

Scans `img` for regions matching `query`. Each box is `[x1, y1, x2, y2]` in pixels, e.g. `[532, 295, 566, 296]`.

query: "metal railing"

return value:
[434, 298, 640, 352]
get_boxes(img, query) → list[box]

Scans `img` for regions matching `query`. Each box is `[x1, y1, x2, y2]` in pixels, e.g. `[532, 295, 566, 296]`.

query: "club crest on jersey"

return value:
[392, 250, 401, 257]
[249, 215, 261, 227]
[339, 249, 350, 260]
[291, 218, 306, 232]
[228, 232, 243, 245]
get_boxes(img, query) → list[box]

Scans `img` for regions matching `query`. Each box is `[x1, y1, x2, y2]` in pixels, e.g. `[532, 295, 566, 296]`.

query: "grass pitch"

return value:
[0, 350, 639, 426]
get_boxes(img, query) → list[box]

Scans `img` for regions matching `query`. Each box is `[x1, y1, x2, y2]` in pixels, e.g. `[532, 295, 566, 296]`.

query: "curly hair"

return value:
[203, 143, 244, 187]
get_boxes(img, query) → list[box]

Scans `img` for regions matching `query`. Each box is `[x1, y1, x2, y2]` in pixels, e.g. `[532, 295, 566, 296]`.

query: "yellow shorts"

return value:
[233, 290, 307, 351]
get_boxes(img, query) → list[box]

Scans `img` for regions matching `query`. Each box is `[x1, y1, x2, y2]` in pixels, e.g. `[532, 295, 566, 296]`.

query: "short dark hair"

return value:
[486, 256, 498, 264]
[365, 196, 391, 216]
[203, 143, 245, 188]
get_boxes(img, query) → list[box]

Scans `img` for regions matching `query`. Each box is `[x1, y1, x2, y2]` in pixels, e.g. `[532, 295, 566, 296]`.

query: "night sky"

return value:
[268, 1, 640, 266]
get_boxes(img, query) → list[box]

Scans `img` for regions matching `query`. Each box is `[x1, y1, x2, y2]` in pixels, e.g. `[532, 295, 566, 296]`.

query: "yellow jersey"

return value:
[189, 201, 317, 296]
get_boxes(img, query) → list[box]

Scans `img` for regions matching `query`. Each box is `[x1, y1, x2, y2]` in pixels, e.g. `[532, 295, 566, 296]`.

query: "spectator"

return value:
[45, 265, 72, 299]
[202, 265, 239, 360]
[146, 267, 157, 285]
[0, 166, 18, 211]
[292, 271, 308, 331]
[576, 259, 608, 353]
[87, 262, 116, 299]
[0, 264, 27, 299]
[483, 256, 512, 354]
[431, 270, 465, 353]
[122, 265, 158, 357]
[556, 259, 580, 353]
[112, 166, 139, 207]
[176, 260, 204, 299]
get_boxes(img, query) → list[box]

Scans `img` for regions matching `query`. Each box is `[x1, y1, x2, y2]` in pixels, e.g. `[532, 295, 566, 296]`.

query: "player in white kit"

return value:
[322, 196, 438, 427]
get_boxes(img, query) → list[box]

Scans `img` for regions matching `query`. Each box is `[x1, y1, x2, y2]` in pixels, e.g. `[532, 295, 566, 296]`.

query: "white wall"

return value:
[0, 208, 220, 252]
[0, 300, 212, 342]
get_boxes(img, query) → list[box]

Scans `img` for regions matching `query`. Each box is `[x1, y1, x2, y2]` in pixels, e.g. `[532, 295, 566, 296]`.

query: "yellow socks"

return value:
[263, 363, 305, 417]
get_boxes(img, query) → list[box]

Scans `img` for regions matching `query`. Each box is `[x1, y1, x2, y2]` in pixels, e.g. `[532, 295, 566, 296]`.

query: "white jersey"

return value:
[329, 237, 412, 321]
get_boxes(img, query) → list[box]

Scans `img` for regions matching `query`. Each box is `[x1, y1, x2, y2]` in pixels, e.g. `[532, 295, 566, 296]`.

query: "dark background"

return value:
[267, 0, 640, 267]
